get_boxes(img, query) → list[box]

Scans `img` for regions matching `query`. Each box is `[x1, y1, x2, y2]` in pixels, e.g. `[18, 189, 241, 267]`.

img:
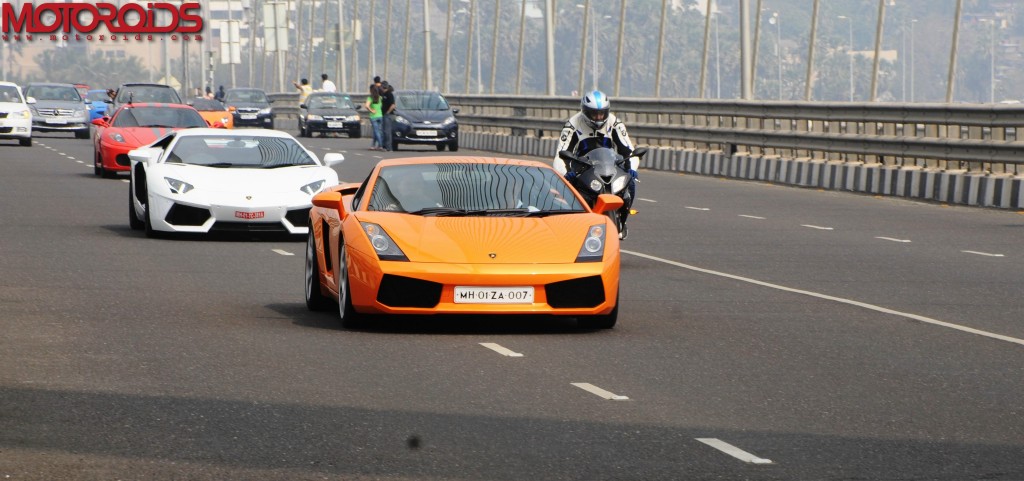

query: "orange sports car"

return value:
[304, 157, 624, 329]
[190, 97, 234, 128]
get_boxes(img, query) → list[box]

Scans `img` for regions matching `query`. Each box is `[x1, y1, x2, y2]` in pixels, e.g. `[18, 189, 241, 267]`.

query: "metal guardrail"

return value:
[267, 92, 1024, 174]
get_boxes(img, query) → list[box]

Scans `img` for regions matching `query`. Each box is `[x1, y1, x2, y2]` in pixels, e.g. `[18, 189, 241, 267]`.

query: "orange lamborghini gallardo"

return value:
[304, 157, 625, 329]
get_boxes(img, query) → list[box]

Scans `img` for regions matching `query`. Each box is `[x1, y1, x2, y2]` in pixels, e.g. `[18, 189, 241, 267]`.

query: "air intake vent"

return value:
[546, 276, 605, 308]
[164, 203, 211, 226]
[377, 275, 442, 308]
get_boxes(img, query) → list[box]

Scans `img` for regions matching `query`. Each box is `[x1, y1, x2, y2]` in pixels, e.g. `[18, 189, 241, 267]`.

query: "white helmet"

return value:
[580, 90, 610, 129]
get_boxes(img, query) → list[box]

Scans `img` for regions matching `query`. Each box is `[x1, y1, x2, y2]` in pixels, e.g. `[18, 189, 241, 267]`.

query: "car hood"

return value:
[307, 107, 358, 116]
[0, 101, 29, 113]
[226, 102, 270, 109]
[357, 213, 606, 264]
[393, 109, 453, 124]
[158, 164, 337, 194]
[31, 99, 85, 110]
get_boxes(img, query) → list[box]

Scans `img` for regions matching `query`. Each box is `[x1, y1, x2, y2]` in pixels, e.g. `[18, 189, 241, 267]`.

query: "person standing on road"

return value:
[293, 78, 313, 106]
[379, 81, 397, 151]
[365, 84, 385, 151]
[321, 74, 337, 93]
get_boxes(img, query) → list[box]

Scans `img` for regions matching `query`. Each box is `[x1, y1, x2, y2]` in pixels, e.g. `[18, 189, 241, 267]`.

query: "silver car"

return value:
[23, 82, 91, 139]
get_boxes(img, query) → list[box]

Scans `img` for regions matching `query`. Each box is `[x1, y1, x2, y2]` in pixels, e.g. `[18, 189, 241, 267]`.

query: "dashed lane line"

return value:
[876, 236, 912, 243]
[962, 250, 1005, 257]
[571, 383, 629, 400]
[696, 438, 773, 465]
[479, 343, 523, 357]
[739, 215, 766, 220]
[621, 249, 1024, 347]
[685, 206, 710, 211]
[638, 198, 658, 203]
[801, 224, 834, 230]
[271, 249, 294, 256]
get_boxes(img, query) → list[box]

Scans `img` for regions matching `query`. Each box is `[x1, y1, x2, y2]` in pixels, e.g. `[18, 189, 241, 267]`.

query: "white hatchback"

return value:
[0, 81, 32, 146]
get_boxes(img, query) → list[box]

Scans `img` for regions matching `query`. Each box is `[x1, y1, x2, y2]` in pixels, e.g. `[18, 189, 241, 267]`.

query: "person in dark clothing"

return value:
[214, 85, 226, 102]
[379, 81, 396, 151]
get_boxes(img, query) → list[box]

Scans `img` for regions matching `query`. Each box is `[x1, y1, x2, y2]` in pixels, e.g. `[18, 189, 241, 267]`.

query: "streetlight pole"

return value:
[988, 18, 995, 103]
[910, 18, 916, 101]
[771, 12, 781, 99]
[714, 12, 720, 99]
[838, 15, 853, 101]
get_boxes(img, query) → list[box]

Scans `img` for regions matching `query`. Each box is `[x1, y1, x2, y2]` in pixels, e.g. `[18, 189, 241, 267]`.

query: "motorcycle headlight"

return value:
[611, 175, 628, 194]
[441, 116, 455, 126]
[307, 114, 323, 121]
[361, 222, 409, 261]
[589, 179, 602, 193]
[300, 180, 325, 195]
[259, 107, 272, 115]
[110, 132, 125, 143]
[395, 115, 410, 125]
[164, 177, 194, 194]
[575, 225, 606, 262]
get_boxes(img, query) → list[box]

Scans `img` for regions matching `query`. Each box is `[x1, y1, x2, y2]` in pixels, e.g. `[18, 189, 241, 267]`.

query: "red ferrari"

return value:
[92, 102, 208, 178]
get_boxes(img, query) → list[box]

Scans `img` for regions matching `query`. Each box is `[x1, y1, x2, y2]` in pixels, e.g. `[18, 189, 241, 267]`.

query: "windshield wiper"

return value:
[144, 124, 178, 128]
[407, 207, 472, 217]
[265, 163, 311, 169]
[202, 162, 235, 168]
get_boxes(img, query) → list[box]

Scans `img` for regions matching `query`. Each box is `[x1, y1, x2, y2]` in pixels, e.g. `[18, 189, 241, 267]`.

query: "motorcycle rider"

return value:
[554, 90, 638, 238]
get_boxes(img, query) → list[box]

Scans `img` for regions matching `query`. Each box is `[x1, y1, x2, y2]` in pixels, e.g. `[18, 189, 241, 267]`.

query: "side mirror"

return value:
[228, 106, 236, 111]
[91, 118, 109, 127]
[632, 147, 649, 158]
[26, 96, 36, 104]
[452, 108, 460, 115]
[312, 191, 345, 216]
[592, 194, 625, 215]
[557, 150, 578, 169]
[323, 152, 345, 167]
[299, 103, 306, 109]
[127, 147, 162, 166]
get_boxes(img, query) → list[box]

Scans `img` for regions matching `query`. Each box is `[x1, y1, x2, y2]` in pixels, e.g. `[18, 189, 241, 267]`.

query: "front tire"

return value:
[75, 129, 89, 140]
[578, 288, 618, 329]
[448, 140, 459, 152]
[305, 230, 332, 311]
[143, 192, 161, 238]
[337, 242, 361, 328]
[128, 178, 143, 230]
[19, 137, 31, 147]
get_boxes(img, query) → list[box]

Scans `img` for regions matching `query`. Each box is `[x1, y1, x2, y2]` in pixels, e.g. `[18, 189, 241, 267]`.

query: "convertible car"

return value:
[93, 102, 208, 178]
[304, 157, 624, 329]
[128, 129, 342, 237]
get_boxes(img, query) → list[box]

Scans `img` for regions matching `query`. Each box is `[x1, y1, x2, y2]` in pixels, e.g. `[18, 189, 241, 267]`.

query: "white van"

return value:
[0, 81, 33, 146]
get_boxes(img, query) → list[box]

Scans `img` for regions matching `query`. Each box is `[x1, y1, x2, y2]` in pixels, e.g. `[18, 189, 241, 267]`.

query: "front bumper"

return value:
[392, 122, 457, 145]
[305, 119, 360, 134]
[232, 112, 274, 128]
[0, 116, 32, 139]
[147, 190, 313, 235]
[98, 141, 135, 172]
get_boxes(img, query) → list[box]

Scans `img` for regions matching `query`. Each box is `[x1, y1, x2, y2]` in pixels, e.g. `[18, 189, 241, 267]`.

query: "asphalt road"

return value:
[1, 130, 1023, 480]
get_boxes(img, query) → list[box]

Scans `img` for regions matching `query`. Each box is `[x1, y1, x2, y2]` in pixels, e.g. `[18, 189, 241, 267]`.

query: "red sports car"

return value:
[92, 102, 208, 178]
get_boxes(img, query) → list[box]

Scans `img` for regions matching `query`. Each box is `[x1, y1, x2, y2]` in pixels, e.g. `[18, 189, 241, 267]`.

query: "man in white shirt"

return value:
[320, 73, 337, 93]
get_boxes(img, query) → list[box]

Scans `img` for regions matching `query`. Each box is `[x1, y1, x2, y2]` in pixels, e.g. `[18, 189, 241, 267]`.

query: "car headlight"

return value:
[164, 177, 194, 194]
[307, 114, 322, 121]
[575, 225, 606, 262]
[394, 116, 410, 125]
[110, 132, 125, 142]
[259, 108, 272, 115]
[220, 117, 230, 124]
[74, 109, 86, 117]
[441, 116, 455, 126]
[300, 180, 325, 195]
[19, 110, 30, 119]
[348, 115, 360, 122]
[589, 179, 602, 193]
[611, 175, 628, 194]
[361, 222, 408, 261]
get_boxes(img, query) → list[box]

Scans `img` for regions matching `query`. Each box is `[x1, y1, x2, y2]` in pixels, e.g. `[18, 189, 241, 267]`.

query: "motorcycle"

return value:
[558, 146, 648, 239]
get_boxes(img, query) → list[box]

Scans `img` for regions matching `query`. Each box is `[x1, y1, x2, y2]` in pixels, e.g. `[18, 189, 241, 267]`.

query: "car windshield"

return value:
[395, 92, 450, 111]
[117, 86, 181, 104]
[225, 89, 269, 104]
[367, 163, 585, 214]
[85, 90, 109, 103]
[307, 94, 354, 109]
[0, 85, 22, 103]
[166, 136, 319, 168]
[111, 107, 208, 128]
[25, 85, 81, 102]
[191, 98, 226, 111]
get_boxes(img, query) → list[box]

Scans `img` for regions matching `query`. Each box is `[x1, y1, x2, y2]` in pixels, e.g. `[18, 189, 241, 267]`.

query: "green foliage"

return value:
[27, 47, 153, 88]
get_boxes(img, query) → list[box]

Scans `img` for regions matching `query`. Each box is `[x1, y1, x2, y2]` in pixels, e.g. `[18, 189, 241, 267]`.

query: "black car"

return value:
[111, 83, 182, 112]
[224, 88, 274, 129]
[298, 92, 361, 138]
[389, 90, 458, 151]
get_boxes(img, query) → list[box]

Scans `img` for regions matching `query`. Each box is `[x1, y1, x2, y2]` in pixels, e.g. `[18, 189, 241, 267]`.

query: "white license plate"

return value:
[415, 129, 437, 137]
[240, 114, 257, 120]
[454, 286, 534, 304]
[46, 118, 68, 125]
[327, 121, 343, 128]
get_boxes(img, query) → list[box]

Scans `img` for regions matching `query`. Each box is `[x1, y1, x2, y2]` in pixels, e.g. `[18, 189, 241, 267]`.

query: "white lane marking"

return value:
[75, 160, 84, 164]
[876, 236, 911, 243]
[373, 155, 383, 159]
[571, 383, 629, 400]
[57, 152, 66, 156]
[739, 215, 766, 220]
[622, 249, 1024, 347]
[685, 206, 710, 211]
[962, 250, 1005, 257]
[801, 224, 834, 230]
[696, 438, 773, 464]
[67, 156, 75, 160]
[479, 343, 523, 357]
[121, 179, 130, 183]
[638, 198, 658, 203]
[271, 249, 294, 256]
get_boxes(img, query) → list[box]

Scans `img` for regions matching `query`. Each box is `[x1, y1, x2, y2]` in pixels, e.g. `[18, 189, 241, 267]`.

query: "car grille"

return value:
[210, 222, 288, 233]
[0, 127, 11, 133]
[235, 108, 260, 114]
[36, 108, 75, 117]
[0, 113, 7, 119]
[376, 275, 442, 308]
[115, 154, 130, 166]
[323, 116, 347, 121]
[164, 203, 211, 226]
[545, 276, 606, 308]
[284, 208, 310, 227]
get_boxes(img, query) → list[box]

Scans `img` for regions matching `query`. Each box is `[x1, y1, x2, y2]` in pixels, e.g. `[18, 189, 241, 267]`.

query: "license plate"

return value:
[454, 286, 534, 304]
[46, 118, 68, 124]
[415, 129, 437, 137]
[327, 121, 343, 128]
[240, 114, 257, 120]
[234, 211, 265, 220]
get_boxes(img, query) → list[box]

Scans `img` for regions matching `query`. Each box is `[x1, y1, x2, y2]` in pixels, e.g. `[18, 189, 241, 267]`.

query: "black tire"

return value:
[448, 141, 459, 152]
[143, 192, 161, 238]
[578, 287, 619, 329]
[128, 177, 143, 230]
[337, 242, 361, 328]
[391, 141, 399, 152]
[94, 152, 102, 176]
[75, 129, 89, 140]
[435, 144, 446, 151]
[349, 131, 361, 139]
[19, 137, 31, 147]
[305, 230, 332, 311]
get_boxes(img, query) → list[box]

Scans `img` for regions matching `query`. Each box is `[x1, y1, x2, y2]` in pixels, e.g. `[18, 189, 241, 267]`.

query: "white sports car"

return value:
[127, 128, 343, 237]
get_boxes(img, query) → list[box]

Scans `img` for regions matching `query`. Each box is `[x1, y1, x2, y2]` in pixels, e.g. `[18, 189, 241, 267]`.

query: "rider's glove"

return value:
[565, 171, 577, 181]
[629, 169, 638, 180]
